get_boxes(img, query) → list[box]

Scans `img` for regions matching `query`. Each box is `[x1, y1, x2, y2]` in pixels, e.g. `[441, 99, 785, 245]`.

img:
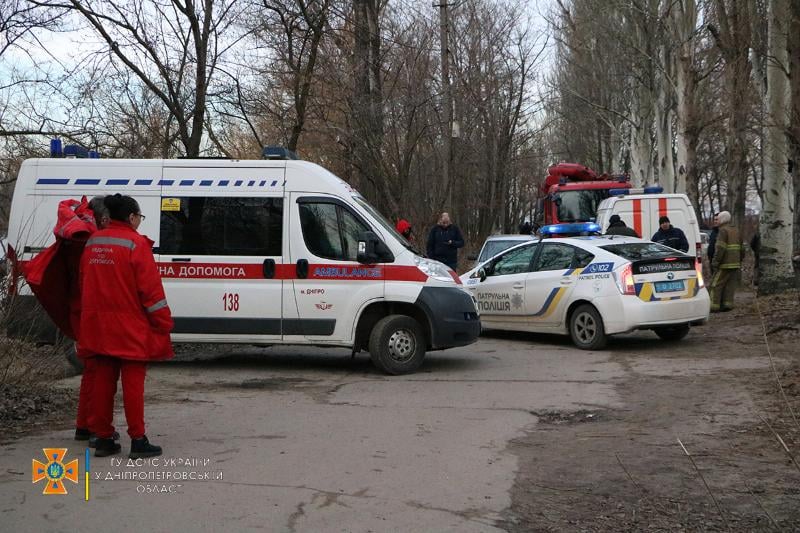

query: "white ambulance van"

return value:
[6, 149, 480, 374]
[596, 189, 703, 258]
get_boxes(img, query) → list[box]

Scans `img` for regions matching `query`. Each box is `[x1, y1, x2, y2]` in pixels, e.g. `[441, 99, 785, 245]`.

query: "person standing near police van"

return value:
[651, 216, 689, 252]
[426, 212, 464, 271]
[605, 214, 639, 237]
[709, 210, 743, 312]
[80, 194, 174, 458]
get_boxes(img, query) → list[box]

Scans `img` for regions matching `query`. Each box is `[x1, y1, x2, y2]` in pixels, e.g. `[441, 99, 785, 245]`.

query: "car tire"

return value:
[653, 324, 690, 341]
[569, 304, 607, 350]
[369, 314, 426, 375]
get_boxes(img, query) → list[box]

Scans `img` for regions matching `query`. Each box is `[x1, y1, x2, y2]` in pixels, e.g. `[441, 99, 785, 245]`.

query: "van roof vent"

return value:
[262, 146, 298, 160]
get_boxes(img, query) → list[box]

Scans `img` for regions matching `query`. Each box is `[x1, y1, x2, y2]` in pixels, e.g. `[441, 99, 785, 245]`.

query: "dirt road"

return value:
[0, 289, 798, 532]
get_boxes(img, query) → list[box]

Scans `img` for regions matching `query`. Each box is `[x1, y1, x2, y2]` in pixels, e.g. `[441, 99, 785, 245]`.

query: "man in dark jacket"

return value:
[426, 212, 464, 271]
[707, 213, 719, 271]
[605, 214, 639, 237]
[651, 216, 689, 252]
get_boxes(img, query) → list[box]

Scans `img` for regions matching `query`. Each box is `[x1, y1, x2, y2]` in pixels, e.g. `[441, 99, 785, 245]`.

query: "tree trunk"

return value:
[672, 0, 698, 196]
[759, 0, 795, 293]
[628, 87, 653, 187]
[790, 0, 800, 256]
[352, 0, 385, 208]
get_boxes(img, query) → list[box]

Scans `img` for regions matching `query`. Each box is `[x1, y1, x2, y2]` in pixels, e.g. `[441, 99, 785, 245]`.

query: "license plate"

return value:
[654, 280, 685, 293]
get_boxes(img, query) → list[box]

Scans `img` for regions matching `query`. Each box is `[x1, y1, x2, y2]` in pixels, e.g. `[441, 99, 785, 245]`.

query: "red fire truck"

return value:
[537, 163, 631, 225]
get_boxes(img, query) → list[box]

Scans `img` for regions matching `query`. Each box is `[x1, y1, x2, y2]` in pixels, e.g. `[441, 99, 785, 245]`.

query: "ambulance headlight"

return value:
[414, 256, 455, 282]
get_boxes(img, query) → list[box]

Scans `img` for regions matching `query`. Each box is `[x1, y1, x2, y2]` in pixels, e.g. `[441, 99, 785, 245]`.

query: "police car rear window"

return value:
[600, 242, 685, 261]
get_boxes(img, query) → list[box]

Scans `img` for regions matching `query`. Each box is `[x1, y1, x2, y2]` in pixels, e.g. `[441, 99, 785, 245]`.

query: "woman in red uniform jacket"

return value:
[79, 194, 173, 458]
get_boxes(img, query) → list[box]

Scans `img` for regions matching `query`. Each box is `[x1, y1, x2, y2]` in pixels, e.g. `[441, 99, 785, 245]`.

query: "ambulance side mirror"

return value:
[357, 231, 394, 264]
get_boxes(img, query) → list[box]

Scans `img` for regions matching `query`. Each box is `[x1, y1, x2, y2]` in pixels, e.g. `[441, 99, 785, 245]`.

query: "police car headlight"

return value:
[414, 256, 455, 282]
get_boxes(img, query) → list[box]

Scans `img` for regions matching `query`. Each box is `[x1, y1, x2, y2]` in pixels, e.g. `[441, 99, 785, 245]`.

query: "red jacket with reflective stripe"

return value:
[78, 221, 174, 361]
[23, 197, 98, 340]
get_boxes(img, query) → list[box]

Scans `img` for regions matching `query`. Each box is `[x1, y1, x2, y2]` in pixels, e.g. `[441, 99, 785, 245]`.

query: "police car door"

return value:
[523, 243, 583, 328]
[158, 166, 285, 342]
[286, 194, 385, 343]
[472, 243, 538, 330]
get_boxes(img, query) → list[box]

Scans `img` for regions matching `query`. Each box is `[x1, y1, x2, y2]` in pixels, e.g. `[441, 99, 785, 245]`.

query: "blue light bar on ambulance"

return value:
[540, 222, 601, 236]
[609, 186, 664, 196]
[262, 146, 298, 160]
[50, 138, 63, 157]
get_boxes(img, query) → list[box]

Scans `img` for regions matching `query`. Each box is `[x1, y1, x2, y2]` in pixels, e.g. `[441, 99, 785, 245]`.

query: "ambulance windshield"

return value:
[353, 195, 420, 255]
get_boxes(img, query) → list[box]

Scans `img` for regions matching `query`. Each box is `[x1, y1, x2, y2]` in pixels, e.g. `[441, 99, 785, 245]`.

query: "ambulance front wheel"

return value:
[569, 304, 607, 350]
[369, 315, 426, 375]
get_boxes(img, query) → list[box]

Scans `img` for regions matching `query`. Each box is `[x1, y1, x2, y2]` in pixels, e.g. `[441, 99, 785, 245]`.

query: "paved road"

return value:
[1, 333, 630, 532]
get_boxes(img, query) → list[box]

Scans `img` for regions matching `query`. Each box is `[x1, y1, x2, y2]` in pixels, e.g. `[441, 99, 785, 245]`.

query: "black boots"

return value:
[129, 436, 162, 459]
[75, 428, 91, 441]
[94, 438, 122, 457]
[87, 431, 120, 448]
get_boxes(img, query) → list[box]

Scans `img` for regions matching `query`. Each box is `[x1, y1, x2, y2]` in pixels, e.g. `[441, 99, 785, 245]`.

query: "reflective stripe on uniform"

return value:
[58, 216, 80, 237]
[86, 236, 136, 250]
[146, 299, 168, 313]
[719, 263, 741, 269]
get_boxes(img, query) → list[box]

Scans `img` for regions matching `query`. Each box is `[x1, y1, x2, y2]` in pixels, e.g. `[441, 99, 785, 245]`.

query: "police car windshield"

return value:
[600, 242, 688, 261]
[556, 190, 607, 222]
[353, 195, 421, 255]
[480, 240, 527, 262]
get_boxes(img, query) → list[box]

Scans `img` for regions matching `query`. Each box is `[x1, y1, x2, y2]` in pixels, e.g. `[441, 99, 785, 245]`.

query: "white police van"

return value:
[596, 187, 702, 258]
[460, 223, 710, 349]
[7, 146, 480, 374]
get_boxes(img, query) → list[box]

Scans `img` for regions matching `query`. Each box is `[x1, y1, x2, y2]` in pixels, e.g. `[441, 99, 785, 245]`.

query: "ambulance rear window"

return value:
[600, 242, 687, 261]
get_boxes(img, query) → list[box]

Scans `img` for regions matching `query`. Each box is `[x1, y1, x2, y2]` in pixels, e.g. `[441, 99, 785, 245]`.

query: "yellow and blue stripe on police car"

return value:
[529, 266, 589, 317]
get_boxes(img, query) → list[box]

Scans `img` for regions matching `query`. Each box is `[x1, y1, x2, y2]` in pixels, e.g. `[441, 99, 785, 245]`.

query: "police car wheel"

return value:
[369, 315, 425, 375]
[569, 304, 607, 350]
[653, 324, 690, 341]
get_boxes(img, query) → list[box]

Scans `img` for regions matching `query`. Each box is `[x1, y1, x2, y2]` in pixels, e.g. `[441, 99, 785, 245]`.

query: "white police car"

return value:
[460, 223, 710, 349]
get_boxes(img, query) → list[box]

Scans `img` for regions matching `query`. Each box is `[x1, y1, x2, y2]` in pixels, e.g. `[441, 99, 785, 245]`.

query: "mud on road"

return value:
[501, 290, 800, 532]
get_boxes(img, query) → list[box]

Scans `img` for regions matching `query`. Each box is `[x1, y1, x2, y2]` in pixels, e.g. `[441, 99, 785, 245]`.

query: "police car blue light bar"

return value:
[540, 222, 601, 236]
[609, 186, 664, 196]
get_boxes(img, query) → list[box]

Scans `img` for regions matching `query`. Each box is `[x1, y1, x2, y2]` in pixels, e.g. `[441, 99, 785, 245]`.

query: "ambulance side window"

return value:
[299, 202, 369, 261]
[159, 197, 283, 256]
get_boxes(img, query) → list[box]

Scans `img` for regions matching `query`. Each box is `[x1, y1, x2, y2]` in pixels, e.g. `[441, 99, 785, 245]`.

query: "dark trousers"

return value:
[91, 356, 148, 439]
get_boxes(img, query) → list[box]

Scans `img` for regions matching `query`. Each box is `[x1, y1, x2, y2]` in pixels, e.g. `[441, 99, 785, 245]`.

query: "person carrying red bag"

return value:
[22, 196, 111, 445]
[79, 194, 174, 458]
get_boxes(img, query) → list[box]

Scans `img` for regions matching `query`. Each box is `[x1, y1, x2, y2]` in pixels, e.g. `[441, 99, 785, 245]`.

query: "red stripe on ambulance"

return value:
[157, 262, 432, 282]
[658, 197, 668, 218]
[633, 199, 642, 238]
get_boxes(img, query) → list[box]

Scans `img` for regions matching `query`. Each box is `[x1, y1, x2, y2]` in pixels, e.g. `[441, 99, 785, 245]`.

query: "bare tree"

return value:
[32, 0, 245, 157]
[758, 0, 795, 293]
[708, 0, 756, 225]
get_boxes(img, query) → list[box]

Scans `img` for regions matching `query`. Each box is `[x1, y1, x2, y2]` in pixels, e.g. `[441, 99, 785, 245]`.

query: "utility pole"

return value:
[437, 1, 453, 209]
